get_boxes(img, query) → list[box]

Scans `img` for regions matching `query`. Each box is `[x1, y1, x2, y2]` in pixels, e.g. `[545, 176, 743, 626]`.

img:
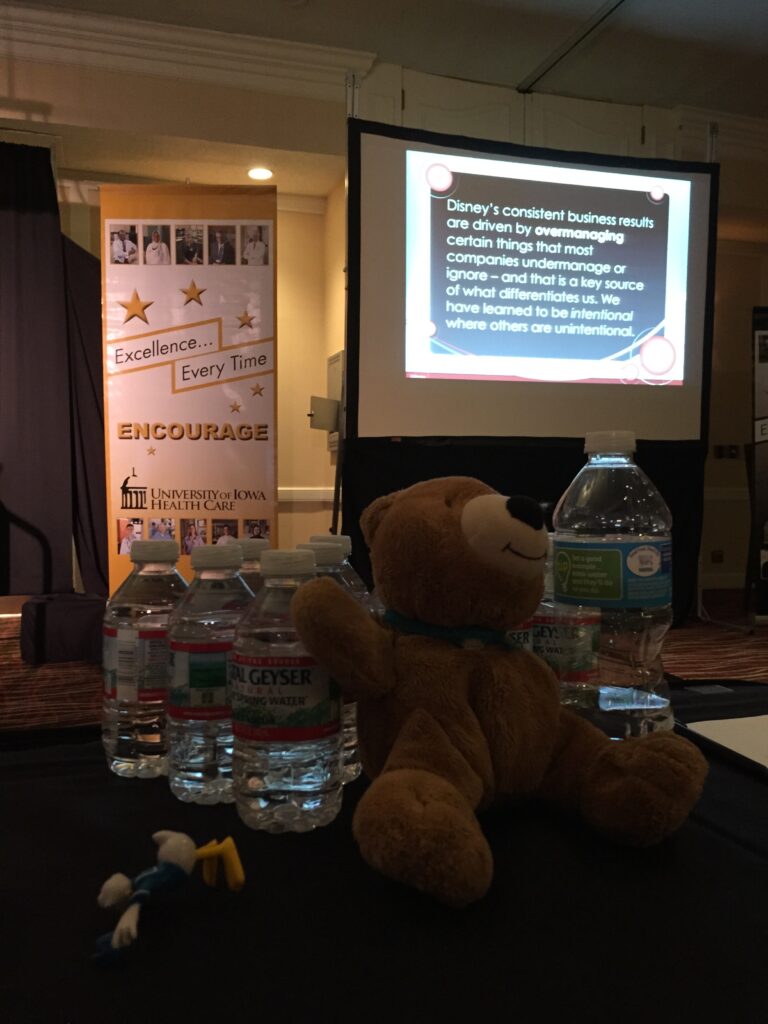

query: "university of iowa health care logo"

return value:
[120, 469, 147, 510]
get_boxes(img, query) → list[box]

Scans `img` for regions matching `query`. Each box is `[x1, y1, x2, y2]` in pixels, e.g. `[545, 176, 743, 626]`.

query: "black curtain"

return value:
[342, 436, 706, 626]
[0, 143, 107, 596]
[63, 236, 108, 596]
[0, 143, 72, 594]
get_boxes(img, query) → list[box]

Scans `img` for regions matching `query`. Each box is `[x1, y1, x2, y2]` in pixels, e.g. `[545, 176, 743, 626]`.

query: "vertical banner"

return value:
[753, 307, 768, 621]
[101, 185, 277, 591]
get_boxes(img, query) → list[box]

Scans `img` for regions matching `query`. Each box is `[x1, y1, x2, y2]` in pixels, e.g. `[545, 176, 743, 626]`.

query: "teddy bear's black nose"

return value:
[505, 495, 544, 530]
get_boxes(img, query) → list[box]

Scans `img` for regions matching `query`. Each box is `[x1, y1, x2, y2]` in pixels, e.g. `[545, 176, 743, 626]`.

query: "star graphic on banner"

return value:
[230, 400, 242, 413]
[250, 383, 265, 397]
[118, 289, 153, 324]
[181, 280, 206, 306]
[237, 310, 255, 329]
[147, 447, 156, 455]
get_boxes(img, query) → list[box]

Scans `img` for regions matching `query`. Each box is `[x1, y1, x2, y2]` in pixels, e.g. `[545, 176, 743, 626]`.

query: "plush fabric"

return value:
[292, 476, 707, 907]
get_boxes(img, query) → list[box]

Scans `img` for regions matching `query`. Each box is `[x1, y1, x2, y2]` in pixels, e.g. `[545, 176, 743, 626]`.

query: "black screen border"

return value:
[346, 116, 719, 445]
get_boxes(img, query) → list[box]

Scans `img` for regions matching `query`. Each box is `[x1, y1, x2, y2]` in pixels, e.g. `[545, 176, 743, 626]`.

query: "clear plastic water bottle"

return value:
[553, 430, 674, 739]
[240, 537, 270, 596]
[299, 541, 362, 784]
[230, 549, 343, 832]
[102, 540, 188, 778]
[167, 544, 254, 804]
[532, 533, 601, 706]
[312, 533, 387, 621]
[308, 534, 369, 602]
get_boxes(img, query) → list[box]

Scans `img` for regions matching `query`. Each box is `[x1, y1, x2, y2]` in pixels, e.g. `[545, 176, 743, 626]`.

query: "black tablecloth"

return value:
[2, 717, 767, 1023]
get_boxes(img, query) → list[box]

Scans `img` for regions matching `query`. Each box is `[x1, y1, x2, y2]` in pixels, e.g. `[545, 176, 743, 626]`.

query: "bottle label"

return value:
[167, 641, 231, 720]
[553, 539, 672, 608]
[502, 622, 533, 651]
[102, 626, 169, 702]
[228, 654, 341, 741]
[531, 610, 600, 682]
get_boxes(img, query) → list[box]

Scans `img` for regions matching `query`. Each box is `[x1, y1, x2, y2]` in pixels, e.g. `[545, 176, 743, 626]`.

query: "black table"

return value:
[2, 696, 767, 1024]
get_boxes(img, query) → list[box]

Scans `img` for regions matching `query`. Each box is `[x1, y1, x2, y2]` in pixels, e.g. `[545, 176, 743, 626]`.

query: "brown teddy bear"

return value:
[291, 476, 707, 907]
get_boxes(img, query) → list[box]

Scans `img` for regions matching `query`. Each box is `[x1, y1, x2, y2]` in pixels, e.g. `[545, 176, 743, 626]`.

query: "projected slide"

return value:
[405, 151, 691, 385]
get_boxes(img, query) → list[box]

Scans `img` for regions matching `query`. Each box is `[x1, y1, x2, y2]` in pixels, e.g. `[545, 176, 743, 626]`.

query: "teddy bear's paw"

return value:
[580, 731, 708, 846]
[352, 769, 493, 908]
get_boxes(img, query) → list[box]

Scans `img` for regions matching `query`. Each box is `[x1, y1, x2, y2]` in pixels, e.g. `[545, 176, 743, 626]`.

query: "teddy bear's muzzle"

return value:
[460, 493, 548, 579]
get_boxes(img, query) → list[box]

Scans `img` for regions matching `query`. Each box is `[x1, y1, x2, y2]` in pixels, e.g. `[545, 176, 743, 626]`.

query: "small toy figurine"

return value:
[93, 830, 243, 964]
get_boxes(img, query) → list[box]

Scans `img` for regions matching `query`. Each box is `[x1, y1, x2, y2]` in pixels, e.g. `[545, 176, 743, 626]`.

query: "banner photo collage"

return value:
[101, 185, 277, 590]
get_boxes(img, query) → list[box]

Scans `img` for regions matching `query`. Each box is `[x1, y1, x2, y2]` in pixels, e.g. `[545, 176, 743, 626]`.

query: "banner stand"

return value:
[101, 185, 277, 592]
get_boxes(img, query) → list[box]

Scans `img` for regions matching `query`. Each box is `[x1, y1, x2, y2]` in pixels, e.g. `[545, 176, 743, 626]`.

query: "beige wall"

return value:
[324, 177, 348, 358]
[699, 238, 768, 586]
[276, 182, 348, 546]
[275, 203, 338, 547]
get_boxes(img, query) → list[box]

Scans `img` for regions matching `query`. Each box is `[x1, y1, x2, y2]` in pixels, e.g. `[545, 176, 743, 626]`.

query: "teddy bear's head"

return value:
[361, 476, 548, 632]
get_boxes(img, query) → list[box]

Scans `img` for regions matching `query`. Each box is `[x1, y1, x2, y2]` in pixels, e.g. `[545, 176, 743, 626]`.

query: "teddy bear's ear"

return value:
[360, 492, 397, 546]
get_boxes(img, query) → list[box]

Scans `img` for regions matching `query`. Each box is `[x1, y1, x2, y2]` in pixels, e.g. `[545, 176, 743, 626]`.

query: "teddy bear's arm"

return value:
[291, 577, 395, 700]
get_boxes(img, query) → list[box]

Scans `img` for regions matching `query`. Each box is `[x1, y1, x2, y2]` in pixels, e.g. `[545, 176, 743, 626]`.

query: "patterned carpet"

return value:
[0, 616, 102, 732]
[0, 593, 765, 732]
[663, 619, 768, 681]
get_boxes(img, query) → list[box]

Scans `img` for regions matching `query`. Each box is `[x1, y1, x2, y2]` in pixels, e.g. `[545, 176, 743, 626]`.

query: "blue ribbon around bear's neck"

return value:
[382, 609, 524, 648]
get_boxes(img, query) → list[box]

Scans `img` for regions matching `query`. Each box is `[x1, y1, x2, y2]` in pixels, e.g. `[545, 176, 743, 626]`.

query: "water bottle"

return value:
[240, 537, 270, 596]
[102, 541, 188, 778]
[167, 544, 254, 803]
[553, 430, 674, 739]
[532, 533, 600, 705]
[308, 534, 369, 602]
[299, 541, 362, 784]
[309, 532, 387, 620]
[230, 549, 343, 832]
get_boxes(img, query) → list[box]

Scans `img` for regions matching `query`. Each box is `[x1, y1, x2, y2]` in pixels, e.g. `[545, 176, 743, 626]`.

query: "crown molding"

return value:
[0, 3, 375, 103]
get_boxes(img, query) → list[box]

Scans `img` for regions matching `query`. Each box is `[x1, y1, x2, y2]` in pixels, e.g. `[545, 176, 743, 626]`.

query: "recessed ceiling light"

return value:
[248, 167, 273, 181]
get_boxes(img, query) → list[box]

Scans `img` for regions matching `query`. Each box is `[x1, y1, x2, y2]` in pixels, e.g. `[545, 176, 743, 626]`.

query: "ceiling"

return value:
[36, 0, 768, 121]
[6, 1, 768, 203]
[47, 125, 347, 199]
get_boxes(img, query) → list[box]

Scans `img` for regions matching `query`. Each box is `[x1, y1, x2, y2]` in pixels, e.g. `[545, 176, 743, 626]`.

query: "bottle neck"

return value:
[262, 573, 314, 589]
[587, 450, 635, 467]
[134, 561, 178, 573]
[192, 568, 243, 581]
[315, 564, 343, 575]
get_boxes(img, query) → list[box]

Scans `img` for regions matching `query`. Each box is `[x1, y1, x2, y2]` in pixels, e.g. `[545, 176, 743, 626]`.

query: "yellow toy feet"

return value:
[195, 837, 245, 891]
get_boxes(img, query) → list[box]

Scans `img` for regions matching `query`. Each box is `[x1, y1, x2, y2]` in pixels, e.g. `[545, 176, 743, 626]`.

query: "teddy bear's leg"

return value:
[352, 709, 492, 907]
[539, 709, 708, 846]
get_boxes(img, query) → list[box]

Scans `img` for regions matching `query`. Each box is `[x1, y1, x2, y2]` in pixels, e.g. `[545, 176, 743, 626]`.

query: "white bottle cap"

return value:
[191, 543, 243, 570]
[240, 538, 271, 560]
[309, 533, 352, 556]
[297, 541, 345, 566]
[261, 549, 315, 576]
[584, 430, 636, 454]
[130, 540, 179, 563]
